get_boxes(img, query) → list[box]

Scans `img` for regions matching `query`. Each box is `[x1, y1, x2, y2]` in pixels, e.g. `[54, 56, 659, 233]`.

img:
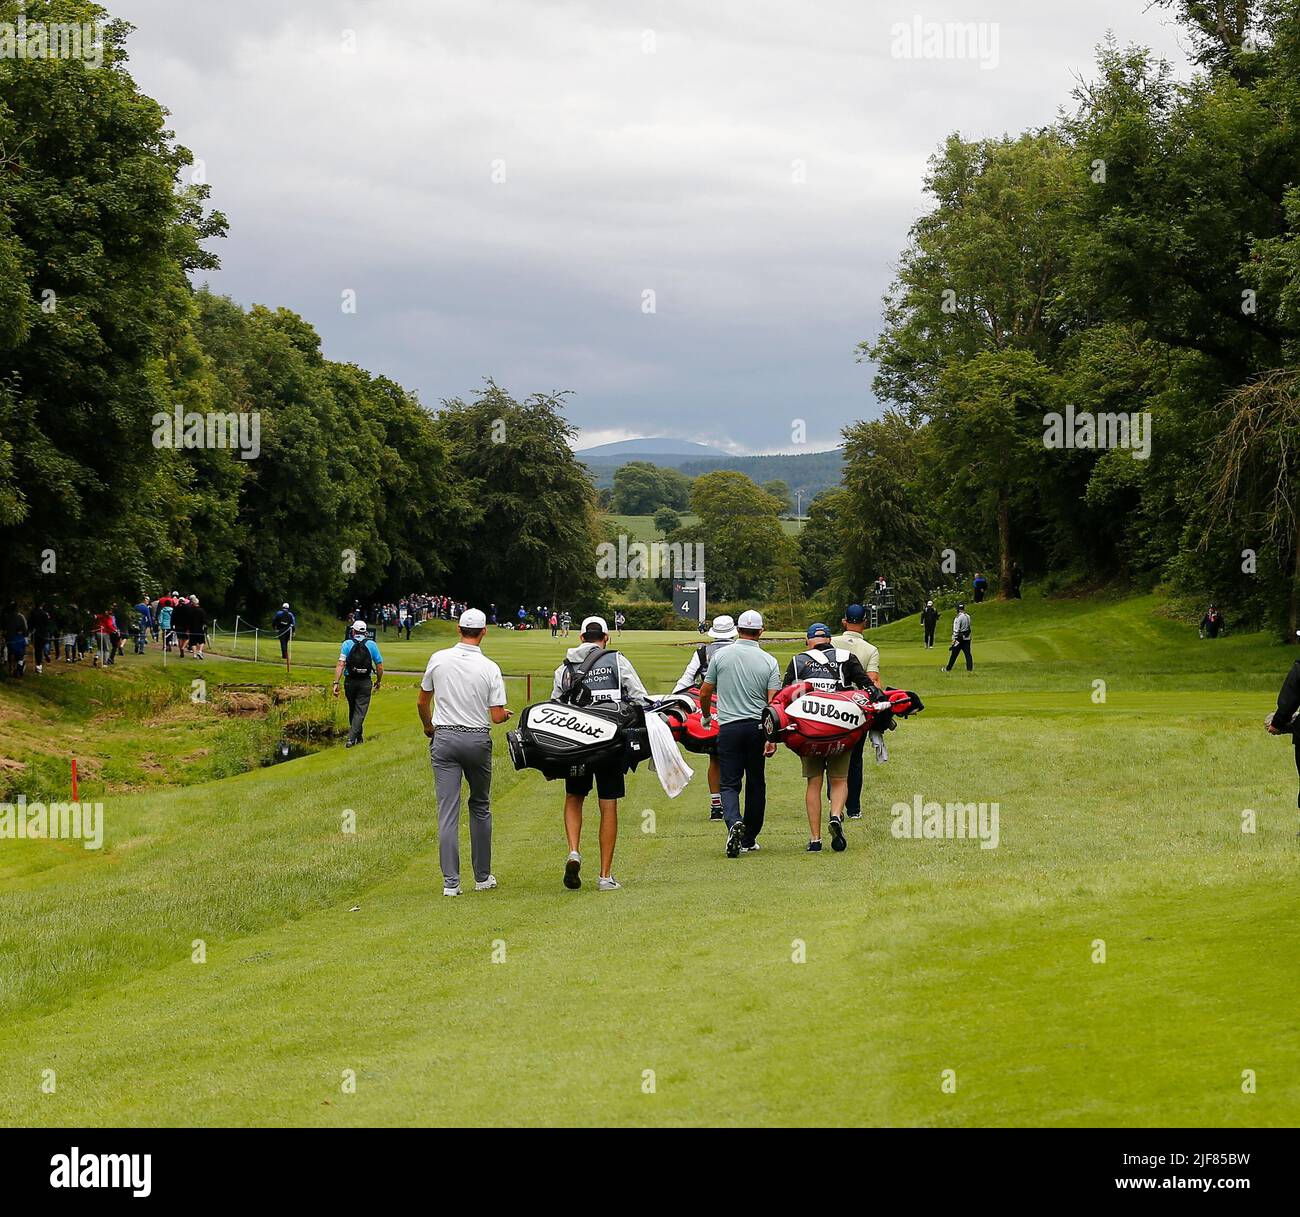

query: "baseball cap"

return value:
[737, 610, 764, 630]
[807, 622, 832, 640]
[282, 602, 290, 609]
[844, 603, 866, 623]
[956, 602, 965, 610]
[580, 615, 608, 637]
[459, 608, 487, 629]
[708, 614, 738, 640]
[351, 619, 368, 634]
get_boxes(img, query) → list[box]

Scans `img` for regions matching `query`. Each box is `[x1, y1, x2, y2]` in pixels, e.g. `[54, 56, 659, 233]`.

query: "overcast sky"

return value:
[110, 1, 1194, 453]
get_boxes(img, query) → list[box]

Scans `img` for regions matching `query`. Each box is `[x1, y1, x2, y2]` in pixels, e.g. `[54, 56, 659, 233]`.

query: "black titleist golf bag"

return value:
[506, 648, 649, 779]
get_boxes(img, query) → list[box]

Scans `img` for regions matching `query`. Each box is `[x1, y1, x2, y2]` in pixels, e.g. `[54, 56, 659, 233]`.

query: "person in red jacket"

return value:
[93, 609, 119, 666]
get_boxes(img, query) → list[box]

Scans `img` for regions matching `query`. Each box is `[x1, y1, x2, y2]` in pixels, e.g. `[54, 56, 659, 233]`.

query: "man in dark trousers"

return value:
[922, 600, 939, 649]
[29, 602, 50, 673]
[272, 602, 296, 660]
[944, 602, 973, 672]
[697, 610, 781, 858]
[1200, 605, 1225, 638]
[333, 620, 384, 747]
[1267, 637, 1300, 813]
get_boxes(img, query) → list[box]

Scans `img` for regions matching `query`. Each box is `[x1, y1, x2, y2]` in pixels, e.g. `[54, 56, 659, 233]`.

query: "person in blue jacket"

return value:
[333, 621, 384, 747]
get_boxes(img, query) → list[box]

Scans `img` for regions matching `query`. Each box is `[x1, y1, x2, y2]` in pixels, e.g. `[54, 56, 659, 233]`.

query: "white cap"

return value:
[708, 614, 738, 640]
[282, 602, 289, 609]
[580, 615, 608, 636]
[737, 610, 763, 630]
[351, 620, 368, 634]
[459, 608, 487, 629]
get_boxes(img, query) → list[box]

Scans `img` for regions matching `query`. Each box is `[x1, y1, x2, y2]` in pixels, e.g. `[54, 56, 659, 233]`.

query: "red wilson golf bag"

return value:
[666, 687, 721, 755]
[761, 682, 923, 757]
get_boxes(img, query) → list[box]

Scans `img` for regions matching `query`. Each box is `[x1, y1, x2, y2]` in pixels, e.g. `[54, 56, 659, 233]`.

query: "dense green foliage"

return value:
[819, 0, 1300, 639]
[670, 470, 801, 603]
[0, 0, 225, 597]
[0, 5, 601, 614]
[609, 461, 692, 515]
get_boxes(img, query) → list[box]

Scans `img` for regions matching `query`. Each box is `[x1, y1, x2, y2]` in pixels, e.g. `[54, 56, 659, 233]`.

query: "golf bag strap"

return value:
[561, 647, 612, 704]
[795, 647, 851, 688]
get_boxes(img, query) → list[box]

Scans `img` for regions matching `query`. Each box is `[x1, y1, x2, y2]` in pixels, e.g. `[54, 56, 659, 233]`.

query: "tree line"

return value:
[8, 1, 1299, 635]
[801, 0, 1300, 639]
[0, 2, 604, 618]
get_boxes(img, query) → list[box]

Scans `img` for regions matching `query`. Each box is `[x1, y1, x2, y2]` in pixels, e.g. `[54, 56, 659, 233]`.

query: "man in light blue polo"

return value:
[697, 609, 781, 858]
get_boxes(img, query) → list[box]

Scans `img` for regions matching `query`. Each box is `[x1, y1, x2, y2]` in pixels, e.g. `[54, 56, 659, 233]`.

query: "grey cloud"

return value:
[111, 0, 1191, 451]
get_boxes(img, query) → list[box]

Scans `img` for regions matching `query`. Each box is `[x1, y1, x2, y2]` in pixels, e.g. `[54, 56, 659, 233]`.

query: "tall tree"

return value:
[1205, 370, 1300, 640]
[838, 414, 938, 609]
[0, 0, 225, 601]
[929, 351, 1058, 596]
[678, 470, 797, 601]
[864, 130, 1077, 419]
[432, 382, 602, 607]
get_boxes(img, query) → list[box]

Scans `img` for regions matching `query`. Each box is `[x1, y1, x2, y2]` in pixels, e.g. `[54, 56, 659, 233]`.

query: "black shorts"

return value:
[564, 763, 626, 801]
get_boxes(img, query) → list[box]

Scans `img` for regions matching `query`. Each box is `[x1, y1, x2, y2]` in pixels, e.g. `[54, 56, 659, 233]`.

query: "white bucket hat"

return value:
[708, 614, 738, 640]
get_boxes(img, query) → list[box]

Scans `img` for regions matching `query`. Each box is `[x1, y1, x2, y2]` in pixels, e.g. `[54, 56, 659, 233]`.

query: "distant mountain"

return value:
[576, 437, 728, 458]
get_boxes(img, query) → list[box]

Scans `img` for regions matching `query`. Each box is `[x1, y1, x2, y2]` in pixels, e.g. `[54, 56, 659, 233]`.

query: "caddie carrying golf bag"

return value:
[762, 681, 923, 758]
[666, 686, 721, 755]
[506, 647, 649, 779]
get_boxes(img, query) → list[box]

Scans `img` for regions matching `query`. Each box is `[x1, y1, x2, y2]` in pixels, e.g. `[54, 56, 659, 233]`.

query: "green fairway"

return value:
[607, 512, 804, 542]
[2, 592, 1298, 1127]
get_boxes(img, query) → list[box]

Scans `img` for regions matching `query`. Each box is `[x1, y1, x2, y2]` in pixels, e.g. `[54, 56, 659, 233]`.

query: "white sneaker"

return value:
[740, 841, 761, 853]
[442, 884, 461, 897]
[598, 875, 622, 891]
[474, 875, 497, 891]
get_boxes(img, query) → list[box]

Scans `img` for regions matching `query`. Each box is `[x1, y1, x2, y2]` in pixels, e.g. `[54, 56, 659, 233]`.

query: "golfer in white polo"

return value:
[417, 608, 511, 897]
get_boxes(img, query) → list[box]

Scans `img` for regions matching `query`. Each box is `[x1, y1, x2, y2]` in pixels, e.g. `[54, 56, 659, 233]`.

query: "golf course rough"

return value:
[0, 593, 1297, 1127]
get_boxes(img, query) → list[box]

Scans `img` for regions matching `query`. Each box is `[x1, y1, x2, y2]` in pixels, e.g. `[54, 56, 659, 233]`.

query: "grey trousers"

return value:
[343, 677, 372, 743]
[431, 729, 494, 887]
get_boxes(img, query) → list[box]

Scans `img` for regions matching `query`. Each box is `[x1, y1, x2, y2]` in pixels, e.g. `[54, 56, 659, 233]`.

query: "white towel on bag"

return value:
[644, 711, 694, 797]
